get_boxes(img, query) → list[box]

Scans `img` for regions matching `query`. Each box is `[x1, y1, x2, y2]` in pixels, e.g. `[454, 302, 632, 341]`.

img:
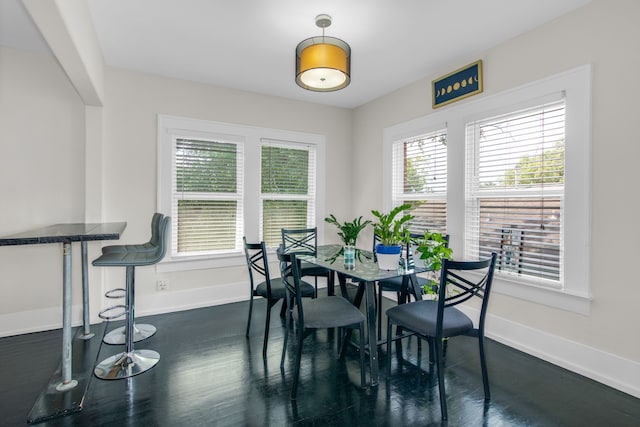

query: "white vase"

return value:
[377, 252, 401, 270]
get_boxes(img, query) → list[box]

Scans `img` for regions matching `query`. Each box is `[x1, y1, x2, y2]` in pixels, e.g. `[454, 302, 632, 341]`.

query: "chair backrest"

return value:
[436, 253, 497, 335]
[281, 227, 318, 256]
[133, 215, 170, 266]
[372, 233, 381, 261]
[152, 216, 171, 262]
[243, 237, 274, 296]
[279, 252, 305, 326]
[149, 212, 165, 247]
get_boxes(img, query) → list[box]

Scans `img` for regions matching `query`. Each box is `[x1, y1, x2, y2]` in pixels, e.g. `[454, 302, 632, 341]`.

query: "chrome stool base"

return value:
[94, 349, 160, 380]
[103, 323, 156, 345]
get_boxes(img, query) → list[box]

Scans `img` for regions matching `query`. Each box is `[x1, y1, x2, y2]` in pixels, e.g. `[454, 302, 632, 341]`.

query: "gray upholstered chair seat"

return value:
[293, 296, 365, 329]
[386, 300, 473, 338]
[255, 278, 314, 300]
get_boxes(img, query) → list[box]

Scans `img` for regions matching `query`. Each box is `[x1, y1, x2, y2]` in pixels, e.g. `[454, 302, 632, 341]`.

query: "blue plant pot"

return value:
[375, 244, 402, 255]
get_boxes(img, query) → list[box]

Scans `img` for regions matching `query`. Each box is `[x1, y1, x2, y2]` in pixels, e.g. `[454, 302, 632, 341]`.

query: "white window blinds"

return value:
[173, 137, 244, 256]
[260, 140, 316, 248]
[465, 99, 565, 283]
[392, 129, 448, 234]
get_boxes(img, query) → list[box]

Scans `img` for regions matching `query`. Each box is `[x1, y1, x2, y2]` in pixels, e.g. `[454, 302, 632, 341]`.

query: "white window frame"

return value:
[259, 139, 317, 248]
[384, 65, 591, 314]
[157, 115, 326, 272]
[391, 128, 448, 234]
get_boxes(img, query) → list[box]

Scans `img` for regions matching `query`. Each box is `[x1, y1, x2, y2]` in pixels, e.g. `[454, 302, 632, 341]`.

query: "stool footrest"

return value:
[98, 304, 127, 321]
[105, 288, 126, 299]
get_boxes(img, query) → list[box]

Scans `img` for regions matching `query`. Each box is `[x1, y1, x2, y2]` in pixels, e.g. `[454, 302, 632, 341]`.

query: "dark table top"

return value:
[0, 222, 127, 246]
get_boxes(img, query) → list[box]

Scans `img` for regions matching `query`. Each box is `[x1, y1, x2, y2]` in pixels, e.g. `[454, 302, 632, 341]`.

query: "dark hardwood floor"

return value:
[2, 292, 639, 426]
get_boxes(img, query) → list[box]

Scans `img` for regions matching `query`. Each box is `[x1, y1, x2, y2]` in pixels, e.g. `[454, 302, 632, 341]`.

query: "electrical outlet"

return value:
[156, 279, 169, 292]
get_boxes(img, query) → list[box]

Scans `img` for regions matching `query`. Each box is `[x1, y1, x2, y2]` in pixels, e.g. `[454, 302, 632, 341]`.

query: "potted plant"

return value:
[370, 204, 414, 270]
[412, 230, 453, 298]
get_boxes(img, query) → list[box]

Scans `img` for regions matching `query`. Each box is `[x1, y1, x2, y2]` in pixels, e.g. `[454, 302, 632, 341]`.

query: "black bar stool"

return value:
[92, 216, 170, 380]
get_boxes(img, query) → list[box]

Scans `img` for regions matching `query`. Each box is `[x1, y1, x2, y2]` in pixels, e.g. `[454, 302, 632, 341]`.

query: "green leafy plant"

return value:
[324, 215, 371, 246]
[414, 230, 453, 271]
[370, 204, 414, 246]
[414, 230, 453, 296]
[422, 279, 439, 297]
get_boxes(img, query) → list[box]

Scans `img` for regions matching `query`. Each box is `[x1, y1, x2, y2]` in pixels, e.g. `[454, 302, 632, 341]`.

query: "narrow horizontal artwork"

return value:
[432, 60, 483, 108]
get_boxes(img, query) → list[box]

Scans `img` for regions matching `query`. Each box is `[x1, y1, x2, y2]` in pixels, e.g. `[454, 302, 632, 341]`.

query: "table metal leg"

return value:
[79, 241, 94, 340]
[327, 270, 335, 296]
[364, 280, 378, 386]
[56, 242, 78, 391]
[408, 273, 422, 302]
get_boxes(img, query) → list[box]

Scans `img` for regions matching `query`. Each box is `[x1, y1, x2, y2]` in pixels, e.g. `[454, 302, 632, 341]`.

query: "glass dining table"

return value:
[298, 244, 424, 386]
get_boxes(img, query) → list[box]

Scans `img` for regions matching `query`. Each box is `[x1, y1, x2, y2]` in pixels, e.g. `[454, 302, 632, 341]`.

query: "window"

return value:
[158, 115, 325, 271]
[174, 137, 244, 255]
[384, 65, 591, 313]
[392, 129, 447, 234]
[261, 140, 316, 248]
[465, 100, 565, 285]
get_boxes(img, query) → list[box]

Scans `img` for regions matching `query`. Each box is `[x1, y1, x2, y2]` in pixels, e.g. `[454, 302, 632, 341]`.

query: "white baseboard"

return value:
[0, 282, 251, 338]
[0, 306, 82, 337]
[134, 281, 249, 317]
[458, 305, 640, 399]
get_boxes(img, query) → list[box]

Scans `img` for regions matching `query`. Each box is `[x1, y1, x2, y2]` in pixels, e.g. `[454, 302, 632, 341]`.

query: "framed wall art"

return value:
[432, 60, 483, 109]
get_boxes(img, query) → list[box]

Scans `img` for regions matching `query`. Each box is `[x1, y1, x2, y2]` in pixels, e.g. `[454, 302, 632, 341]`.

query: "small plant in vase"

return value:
[370, 204, 414, 270]
[324, 215, 371, 247]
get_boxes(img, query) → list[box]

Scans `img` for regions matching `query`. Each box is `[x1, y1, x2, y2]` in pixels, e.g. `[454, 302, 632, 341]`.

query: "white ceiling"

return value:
[1, 0, 592, 109]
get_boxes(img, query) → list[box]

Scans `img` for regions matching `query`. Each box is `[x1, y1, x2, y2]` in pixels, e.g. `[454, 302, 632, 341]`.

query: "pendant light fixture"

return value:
[295, 14, 351, 92]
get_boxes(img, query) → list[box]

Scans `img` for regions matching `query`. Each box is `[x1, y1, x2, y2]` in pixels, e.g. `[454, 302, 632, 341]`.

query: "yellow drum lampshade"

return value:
[295, 16, 351, 92]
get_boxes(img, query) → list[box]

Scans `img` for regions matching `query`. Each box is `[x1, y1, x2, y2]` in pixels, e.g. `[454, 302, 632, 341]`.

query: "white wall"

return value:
[0, 46, 87, 331]
[352, 0, 640, 396]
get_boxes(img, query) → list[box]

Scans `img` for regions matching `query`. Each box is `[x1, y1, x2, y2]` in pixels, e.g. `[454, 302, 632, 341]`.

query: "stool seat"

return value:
[92, 214, 170, 380]
[101, 242, 157, 254]
[100, 213, 164, 255]
[92, 247, 166, 267]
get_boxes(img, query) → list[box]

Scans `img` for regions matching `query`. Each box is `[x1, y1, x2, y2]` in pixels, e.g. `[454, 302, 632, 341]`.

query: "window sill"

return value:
[157, 252, 245, 273]
[492, 275, 591, 315]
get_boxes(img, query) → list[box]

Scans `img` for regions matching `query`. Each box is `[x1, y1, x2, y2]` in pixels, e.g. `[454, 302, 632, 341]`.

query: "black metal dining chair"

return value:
[385, 253, 497, 420]
[376, 233, 450, 339]
[244, 238, 314, 359]
[279, 252, 367, 400]
[281, 227, 332, 297]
